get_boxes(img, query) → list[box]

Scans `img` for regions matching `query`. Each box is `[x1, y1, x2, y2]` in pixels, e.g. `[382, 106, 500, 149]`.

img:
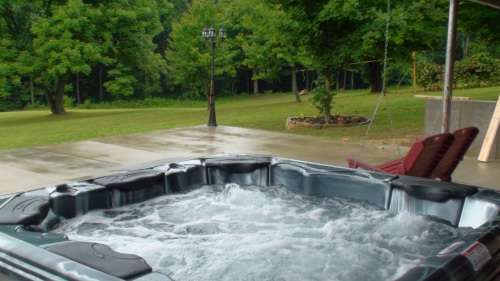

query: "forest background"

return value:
[1, 0, 499, 114]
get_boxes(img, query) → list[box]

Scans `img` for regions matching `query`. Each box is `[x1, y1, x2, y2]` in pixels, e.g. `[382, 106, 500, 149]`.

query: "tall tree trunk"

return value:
[246, 69, 250, 94]
[45, 77, 67, 114]
[76, 73, 80, 104]
[253, 65, 259, 96]
[343, 69, 347, 90]
[367, 61, 382, 93]
[30, 76, 34, 108]
[305, 70, 310, 90]
[351, 70, 354, 90]
[292, 64, 300, 102]
[336, 70, 339, 91]
[324, 76, 332, 123]
[99, 64, 103, 103]
[463, 34, 470, 58]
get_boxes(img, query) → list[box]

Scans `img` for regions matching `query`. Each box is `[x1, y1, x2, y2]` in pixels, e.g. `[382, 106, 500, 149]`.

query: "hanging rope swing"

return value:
[346, 0, 480, 181]
[352, 0, 405, 171]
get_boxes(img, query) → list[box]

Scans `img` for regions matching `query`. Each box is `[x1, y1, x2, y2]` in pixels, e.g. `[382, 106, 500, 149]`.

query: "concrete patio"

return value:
[0, 125, 498, 195]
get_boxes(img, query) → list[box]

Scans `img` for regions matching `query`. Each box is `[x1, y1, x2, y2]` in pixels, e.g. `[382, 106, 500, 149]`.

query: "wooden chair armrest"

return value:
[376, 158, 405, 174]
[345, 157, 385, 172]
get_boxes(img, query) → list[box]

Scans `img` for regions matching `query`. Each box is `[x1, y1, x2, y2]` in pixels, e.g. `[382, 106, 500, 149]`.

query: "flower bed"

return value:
[286, 114, 371, 130]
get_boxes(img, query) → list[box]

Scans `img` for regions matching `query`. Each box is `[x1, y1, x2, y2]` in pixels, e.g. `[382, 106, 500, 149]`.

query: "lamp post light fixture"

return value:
[202, 26, 226, 127]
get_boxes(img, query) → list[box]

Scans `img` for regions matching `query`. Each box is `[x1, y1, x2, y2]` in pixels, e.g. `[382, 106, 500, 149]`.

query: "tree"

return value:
[229, 0, 284, 96]
[169, 0, 301, 99]
[310, 76, 336, 120]
[166, 0, 237, 99]
[100, 0, 170, 99]
[153, 0, 190, 97]
[322, 0, 449, 92]
[167, 0, 307, 99]
[31, 0, 110, 113]
[458, 1, 500, 63]
[256, 2, 309, 101]
[0, 0, 39, 109]
[1, 0, 170, 114]
[270, 0, 343, 122]
[458, 1, 500, 47]
[274, 0, 449, 94]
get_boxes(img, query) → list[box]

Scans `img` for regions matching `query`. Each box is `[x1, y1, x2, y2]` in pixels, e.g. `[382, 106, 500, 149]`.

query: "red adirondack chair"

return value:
[429, 126, 479, 182]
[346, 132, 455, 178]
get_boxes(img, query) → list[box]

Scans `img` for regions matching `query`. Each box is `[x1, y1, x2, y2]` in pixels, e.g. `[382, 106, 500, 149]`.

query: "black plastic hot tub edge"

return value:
[0, 154, 499, 281]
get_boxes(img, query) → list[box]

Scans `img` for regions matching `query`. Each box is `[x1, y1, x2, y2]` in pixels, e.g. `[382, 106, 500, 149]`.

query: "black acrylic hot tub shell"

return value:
[0, 154, 499, 281]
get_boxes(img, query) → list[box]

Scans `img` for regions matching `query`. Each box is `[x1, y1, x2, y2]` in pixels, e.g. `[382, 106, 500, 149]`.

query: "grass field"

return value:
[1, 86, 499, 151]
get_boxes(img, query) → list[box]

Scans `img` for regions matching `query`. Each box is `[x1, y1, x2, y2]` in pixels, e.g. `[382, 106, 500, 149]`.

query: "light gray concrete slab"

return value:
[425, 99, 499, 158]
[38, 141, 164, 166]
[0, 164, 62, 194]
[452, 156, 500, 188]
[0, 125, 497, 196]
[136, 125, 407, 165]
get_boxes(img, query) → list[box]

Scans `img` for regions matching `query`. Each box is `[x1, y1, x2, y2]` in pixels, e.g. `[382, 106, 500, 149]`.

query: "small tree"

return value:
[310, 75, 336, 123]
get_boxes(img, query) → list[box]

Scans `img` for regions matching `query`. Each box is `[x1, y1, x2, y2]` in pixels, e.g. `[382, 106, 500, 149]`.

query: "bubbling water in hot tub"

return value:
[52, 183, 464, 281]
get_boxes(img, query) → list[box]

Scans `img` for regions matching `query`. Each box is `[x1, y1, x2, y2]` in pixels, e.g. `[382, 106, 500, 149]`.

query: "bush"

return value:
[63, 95, 75, 109]
[386, 63, 413, 87]
[0, 96, 23, 112]
[415, 58, 443, 91]
[454, 53, 500, 88]
[74, 97, 206, 109]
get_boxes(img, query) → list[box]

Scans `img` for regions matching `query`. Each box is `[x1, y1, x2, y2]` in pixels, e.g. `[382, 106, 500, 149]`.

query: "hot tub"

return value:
[0, 154, 499, 281]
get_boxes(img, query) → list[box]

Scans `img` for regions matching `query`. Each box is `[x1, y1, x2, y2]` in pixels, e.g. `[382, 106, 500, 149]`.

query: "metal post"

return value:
[442, 0, 458, 133]
[208, 39, 217, 126]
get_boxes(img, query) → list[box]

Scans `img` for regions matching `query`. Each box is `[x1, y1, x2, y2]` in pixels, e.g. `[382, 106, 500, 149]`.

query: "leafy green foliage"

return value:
[1, 0, 499, 115]
[0, 0, 37, 108]
[231, 0, 284, 85]
[167, 0, 290, 97]
[454, 53, 500, 88]
[166, 0, 237, 98]
[166, 3, 204, 93]
[311, 87, 336, 117]
[309, 76, 336, 121]
[0, 0, 171, 113]
[32, 0, 105, 79]
[458, 2, 500, 46]
[104, 65, 138, 96]
[101, 0, 169, 97]
[275, 0, 448, 92]
[415, 56, 443, 91]
[75, 97, 205, 109]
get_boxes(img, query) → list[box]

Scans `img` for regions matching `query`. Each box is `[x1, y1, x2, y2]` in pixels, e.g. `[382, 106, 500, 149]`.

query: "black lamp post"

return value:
[202, 26, 226, 127]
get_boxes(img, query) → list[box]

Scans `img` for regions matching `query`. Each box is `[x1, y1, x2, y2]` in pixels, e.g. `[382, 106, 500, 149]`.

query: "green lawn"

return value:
[1, 86, 499, 151]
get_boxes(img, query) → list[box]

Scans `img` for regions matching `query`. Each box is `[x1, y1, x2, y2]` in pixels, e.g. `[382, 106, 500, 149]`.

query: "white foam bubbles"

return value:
[51, 184, 463, 281]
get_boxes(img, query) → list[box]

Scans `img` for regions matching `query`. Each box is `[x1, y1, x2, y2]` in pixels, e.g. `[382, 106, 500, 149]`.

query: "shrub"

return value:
[74, 97, 206, 109]
[415, 58, 443, 91]
[454, 53, 500, 88]
[310, 76, 337, 122]
[63, 95, 75, 109]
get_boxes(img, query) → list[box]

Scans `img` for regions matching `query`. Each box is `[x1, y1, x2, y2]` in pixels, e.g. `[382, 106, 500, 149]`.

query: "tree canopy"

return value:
[1, 0, 172, 113]
[0, 0, 499, 113]
[274, 0, 450, 92]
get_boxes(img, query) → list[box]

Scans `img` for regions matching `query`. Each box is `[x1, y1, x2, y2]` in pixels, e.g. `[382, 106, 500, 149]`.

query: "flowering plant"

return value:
[292, 112, 366, 125]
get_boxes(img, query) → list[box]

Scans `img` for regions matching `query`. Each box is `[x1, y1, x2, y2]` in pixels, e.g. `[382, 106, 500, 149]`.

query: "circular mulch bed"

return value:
[286, 115, 371, 130]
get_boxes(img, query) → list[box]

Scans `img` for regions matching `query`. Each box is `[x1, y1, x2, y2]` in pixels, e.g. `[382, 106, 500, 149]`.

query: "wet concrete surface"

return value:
[0, 125, 498, 195]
